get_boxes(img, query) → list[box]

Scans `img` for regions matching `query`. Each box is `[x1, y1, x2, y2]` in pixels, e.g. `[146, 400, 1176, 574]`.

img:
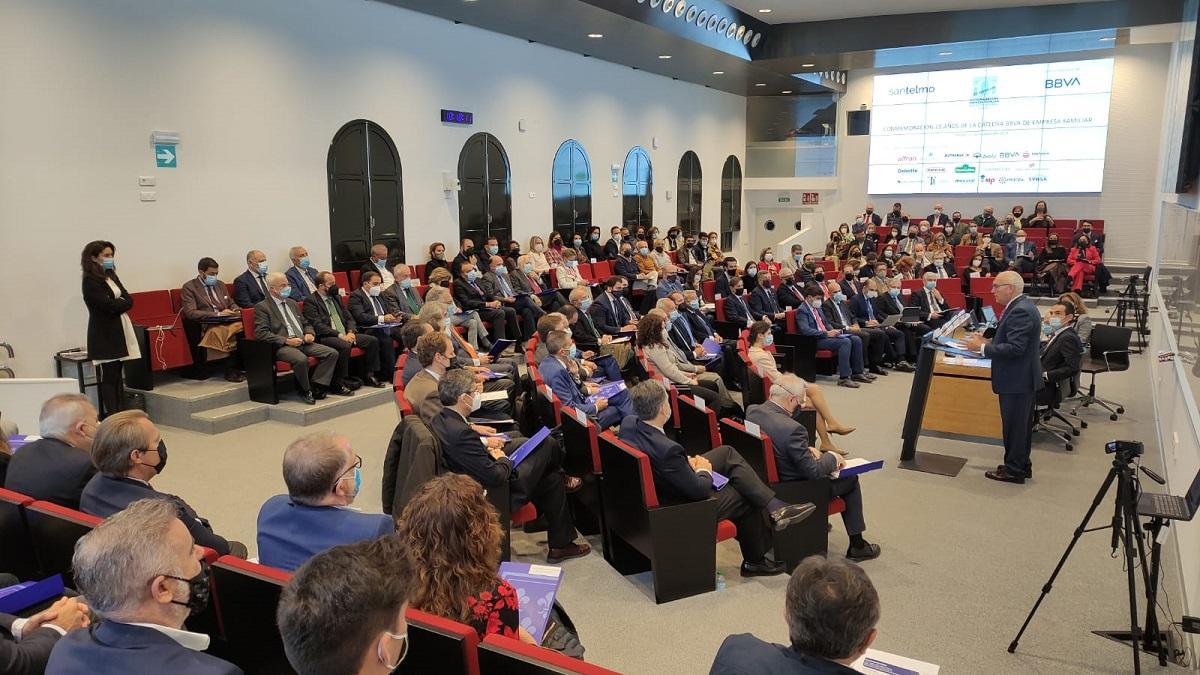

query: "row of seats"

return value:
[0, 485, 618, 674]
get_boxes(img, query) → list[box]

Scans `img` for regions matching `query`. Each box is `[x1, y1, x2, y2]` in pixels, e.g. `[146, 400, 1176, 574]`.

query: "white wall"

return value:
[744, 43, 1170, 265]
[0, 0, 746, 377]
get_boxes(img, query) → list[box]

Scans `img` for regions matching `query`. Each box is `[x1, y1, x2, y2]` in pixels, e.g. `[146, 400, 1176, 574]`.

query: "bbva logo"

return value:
[1045, 77, 1081, 88]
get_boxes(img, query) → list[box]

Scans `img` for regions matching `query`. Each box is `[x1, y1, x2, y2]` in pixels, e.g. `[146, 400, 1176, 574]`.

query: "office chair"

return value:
[1034, 376, 1080, 452]
[1069, 324, 1131, 421]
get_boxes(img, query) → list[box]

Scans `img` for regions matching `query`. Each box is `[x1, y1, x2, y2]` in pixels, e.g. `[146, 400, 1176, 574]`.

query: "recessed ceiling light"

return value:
[937, 51, 953, 56]
[712, 71, 724, 75]
[587, 33, 603, 38]
[659, 54, 672, 59]
[758, 8, 772, 12]
[782, 90, 792, 94]
[801, 63, 815, 67]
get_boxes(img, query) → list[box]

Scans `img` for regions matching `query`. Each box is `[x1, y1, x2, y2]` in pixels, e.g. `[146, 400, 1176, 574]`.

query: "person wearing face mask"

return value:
[5, 394, 99, 509]
[757, 247, 782, 278]
[633, 241, 661, 286]
[590, 276, 641, 336]
[959, 222, 982, 247]
[81, 239, 138, 417]
[256, 432, 393, 572]
[1026, 200, 1053, 232]
[878, 279, 929, 363]
[278, 536, 412, 675]
[1005, 228, 1037, 275]
[450, 238, 481, 279]
[973, 206, 997, 230]
[749, 273, 788, 329]
[179, 257, 246, 383]
[860, 203, 882, 227]
[350, 270, 409, 381]
[80, 410, 244, 557]
[285, 245, 322, 301]
[638, 312, 741, 420]
[824, 231, 847, 260]
[1066, 234, 1102, 293]
[47, 498, 241, 675]
[915, 219, 932, 243]
[926, 232, 951, 260]
[570, 232, 585, 256]
[254, 272, 341, 404]
[778, 244, 805, 278]
[651, 238, 672, 269]
[542, 233, 565, 267]
[775, 270, 805, 310]
[991, 215, 1016, 246]
[305, 271, 382, 390]
[1010, 204, 1026, 225]
[553, 249, 586, 290]
[922, 251, 956, 279]
[823, 280, 888, 376]
[839, 264, 864, 297]
[741, 260, 764, 295]
[382, 264, 424, 318]
[871, 262, 891, 288]
[481, 254, 546, 339]
[424, 241, 449, 278]
[655, 263, 685, 300]
[1037, 302, 1083, 406]
[883, 227, 902, 247]
[909, 243, 931, 269]
[1071, 220, 1106, 255]
[961, 254, 990, 293]
[414, 303, 518, 410]
[976, 234, 1006, 275]
[665, 227, 682, 250]
[603, 226, 624, 261]
[580, 226, 603, 262]
[926, 202, 950, 228]
[885, 202, 905, 228]
[794, 284, 870, 388]
[504, 240, 522, 269]
[1037, 235, 1069, 295]
[452, 262, 520, 343]
[897, 227, 919, 256]
[946, 211, 968, 245]
[234, 249, 272, 308]
[359, 243, 395, 290]
[850, 279, 914, 372]
[908, 272, 952, 330]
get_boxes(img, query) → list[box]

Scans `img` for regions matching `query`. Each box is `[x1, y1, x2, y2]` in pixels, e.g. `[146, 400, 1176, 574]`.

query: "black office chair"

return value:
[1070, 324, 1131, 421]
[1034, 376, 1079, 451]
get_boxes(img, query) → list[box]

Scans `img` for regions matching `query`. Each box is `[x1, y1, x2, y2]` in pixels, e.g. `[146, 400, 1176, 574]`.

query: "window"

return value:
[677, 151, 702, 234]
[327, 120, 404, 271]
[622, 146, 653, 230]
[551, 140, 592, 241]
[458, 132, 513, 247]
[720, 155, 742, 251]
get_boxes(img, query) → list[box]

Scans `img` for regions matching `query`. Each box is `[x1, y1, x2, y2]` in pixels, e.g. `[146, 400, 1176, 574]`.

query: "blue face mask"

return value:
[1042, 323, 1053, 336]
[794, 254, 803, 262]
[889, 288, 901, 297]
[257, 261, 268, 274]
[573, 239, 583, 248]
[467, 270, 480, 282]
[689, 300, 700, 309]
[925, 281, 936, 290]
[279, 286, 292, 298]
[567, 344, 578, 359]
[487, 245, 499, 256]
[747, 267, 758, 277]
[495, 265, 507, 275]
[639, 247, 649, 256]
[566, 260, 577, 268]
[399, 278, 412, 289]
[669, 310, 681, 322]
[523, 263, 534, 274]
[833, 292, 846, 303]
[101, 258, 115, 270]
[764, 333, 775, 346]
[591, 233, 600, 241]
[202, 275, 219, 287]
[375, 258, 386, 267]
[1049, 317, 1063, 330]
[580, 298, 592, 311]
[299, 257, 311, 269]
[350, 467, 362, 498]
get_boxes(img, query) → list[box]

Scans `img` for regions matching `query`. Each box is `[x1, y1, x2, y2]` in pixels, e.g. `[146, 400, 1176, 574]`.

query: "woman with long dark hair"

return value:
[81, 240, 138, 416]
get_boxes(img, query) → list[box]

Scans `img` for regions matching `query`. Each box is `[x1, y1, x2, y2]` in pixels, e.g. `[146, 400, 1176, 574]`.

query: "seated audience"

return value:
[779, 244, 805, 277]
[745, 322, 854, 455]
[426, 265, 452, 288]
[850, 279, 914, 372]
[554, 249, 587, 289]
[48, 498, 242, 675]
[424, 241, 449, 278]
[567, 288, 634, 370]
[603, 226, 623, 261]
[383, 263, 423, 317]
[893, 255, 917, 280]
[749, 273, 787, 326]
[721, 275, 754, 327]
[527, 235, 551, 273]
[1067, 234, 1103, 293]
[306, 271, 382, 390]
[582, 225, 605, 262]
[540, 330, 633, 427]
[425, 284, 490, 350]
[511, 254, 564, 312]
[233, 249, 270, 308]
[908, 272, 952, 329]
[1059, 291, 1093, 347]
[619, 381, 815, 577]
[534, 313, 622, 384]
[405, 331, 464, 423]
[991, 215, 1016, 246]
[453, 261, 520, 342]
[757, 248, 781, 277]
[276, 537, 411, 675]
[878, 278, 930, 363]
[1038, 234, 1069, 296]
[4, 393, 98, 509]
[2, 594, 89, 675]
[947, 211, 969, 244]
[482, 254, 544, 339]
[741, 260, 761, 294]
[976, 234, 1006, 275]
[1006, 229, 1037, 275]
[180, 257, 245, 382]
[651, 239, 672, 269]
[399, 320, 433, 385]
[1072, 220, 1106, 254]
[1037, 302, 1084, 409]
[656, 263, 685, 299]
[927, 202, 951, 228]
[973, 205, 998, 229]
[430, 370, 590, 563]
[793, 285, 869, 388]
[361, 243, 395, 289]
[255, 272, 339, 404]
[256, 431, 393, 572]
[822, 281, 887, 376]
[81, 410, 244, 557]
[838, 263, 864, 297]
[710, 556, 880, 674]
[544, 233, 566, 268]
[637, 313, 740, 419]
[923, 250, 956, 279]
[450, 238, 480, 279]
[504, 239, 523, 270]
[961, 253, 991, 293]
[665, 226, 683, 251]
[714, 257, 739, 298]
[285, 245, 320, 301]
[777, 272, 805, 310]
[1026, 199, 1054, 232]
[747, 377, 880, 561]
[416, 303, 516, 418]
[590, 276, 639, 335]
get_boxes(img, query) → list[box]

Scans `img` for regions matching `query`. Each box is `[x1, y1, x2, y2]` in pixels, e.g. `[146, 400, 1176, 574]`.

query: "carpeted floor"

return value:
[151, 354, 1185, 674]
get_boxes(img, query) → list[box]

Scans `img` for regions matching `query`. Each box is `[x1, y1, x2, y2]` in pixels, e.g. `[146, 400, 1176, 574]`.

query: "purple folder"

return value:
[0, 575, 64, 614]
[498, 562, 563, 644]
[585, 381, 626, 405]
[710, 471, 729, 490]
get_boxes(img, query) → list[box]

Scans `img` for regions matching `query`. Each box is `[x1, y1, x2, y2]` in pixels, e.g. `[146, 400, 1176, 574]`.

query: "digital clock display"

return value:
[441, 109, 473, 125]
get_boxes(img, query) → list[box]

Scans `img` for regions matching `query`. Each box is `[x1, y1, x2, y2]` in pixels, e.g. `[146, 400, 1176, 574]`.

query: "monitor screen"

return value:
[982, 305, 997, 323]
[868, 58, 1114, 194]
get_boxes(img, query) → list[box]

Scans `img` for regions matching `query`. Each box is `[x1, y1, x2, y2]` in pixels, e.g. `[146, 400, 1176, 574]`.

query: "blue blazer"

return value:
[617, 417, 713, 503]
[848, 293, 881, 325]
[80, 474, 232, 556]
[285, 266, 319, 302]
[680, 306, 716, 340]
[710, 634, 858, 675]
[46, 622, 242, 675]
[745, 402, 837, 483]
[232, 270, 267, 309]
[589, 293, 632, 335]
[793, 303, 832, 338]
[748, 285, 781, 321]
[256, 495, 394, 572]
[655, 278, 684, 299]
[613, 256, 639, 284]
[539, 355, 595, 415]
[983, 294, 1044, 395]
[721, 293, 752, 325]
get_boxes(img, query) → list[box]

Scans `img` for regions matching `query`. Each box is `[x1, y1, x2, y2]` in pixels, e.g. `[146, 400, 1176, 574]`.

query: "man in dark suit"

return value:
[4, 393, 98, 509]
[655, 264, 685, 299]
[848, 282, 913, 371]
[481, 254, 544, 339]
[285, 245, 321, 301]
[46, 499, 243, 675]
[776, 275, 804, 310]
[359, 243, 395, 289]
[926, 202, 951, 228]
[346, 270, 402, 385]
[1072, 220, 1106, 254]
[794, 284, 868, 388]
[619, 381, 815, 576]
[431, 369, 591, 563]
[233, 249, 270, 309]
[1037, 301, 1084, 407]
[450, 238, 479, 279]
[384, 264, 424, 317]
[876, 280, 929, 363]
[923, 253, 957, 279]
[566, 289, 634, 372]
[907, 272, 953, 329]
[603, 226, 623, 261]
[79, 410, 244, 558]
[180, 257, 245, 382]
[966, 272, 1044, 483]
[254, 273, 339, 404]
[746, 377, 879, 561]
[721, 277, 754, 327]
[822, 280, 887, 376]
[713, 258, 738, 298]
[256, 431, 394, 572]
[452, 262, 519, 342]
[303, 272, 381, 390]
[749, 277, 788, 326]
[612, 243, 640, 287]
[710, 557, 880, 675]
[589, 276, 639, 336]
[540, 330, 633, 427]
[2, 596, 88, 675]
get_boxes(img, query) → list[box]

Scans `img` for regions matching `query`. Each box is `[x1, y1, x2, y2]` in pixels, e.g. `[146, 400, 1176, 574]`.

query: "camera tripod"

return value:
[1008, 452, 1168, 674]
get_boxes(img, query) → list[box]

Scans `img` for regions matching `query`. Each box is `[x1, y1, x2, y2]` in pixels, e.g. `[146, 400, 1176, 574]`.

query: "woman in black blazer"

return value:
[81, 240, 138, 417]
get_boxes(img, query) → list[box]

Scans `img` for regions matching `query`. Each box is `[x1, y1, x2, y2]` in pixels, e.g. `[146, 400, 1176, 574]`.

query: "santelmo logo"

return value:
[953, 164, 976, 174]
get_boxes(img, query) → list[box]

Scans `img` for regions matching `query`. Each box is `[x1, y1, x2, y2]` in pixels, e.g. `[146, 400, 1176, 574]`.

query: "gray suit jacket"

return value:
[180, 277, 237, 321]
[745, 401, 835, 483]
[1, 612, 61, 675]
[384, 283, 424, 316]
[253, 297, 314, 346]
[404, 369, 442, 425]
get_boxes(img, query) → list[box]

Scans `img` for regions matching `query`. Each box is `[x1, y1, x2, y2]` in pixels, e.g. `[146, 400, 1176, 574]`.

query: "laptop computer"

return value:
[1137, 468, 1200, 521]
[981, 305, 997, 324]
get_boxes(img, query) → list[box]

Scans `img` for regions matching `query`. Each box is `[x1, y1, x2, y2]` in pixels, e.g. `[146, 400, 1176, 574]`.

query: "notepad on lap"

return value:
[852, 649, 939, 674]
[508, 426, 552, 467]
[487, 339, 516, 358]
[585, 381, 626, 404]
[832, 458, 884, 479]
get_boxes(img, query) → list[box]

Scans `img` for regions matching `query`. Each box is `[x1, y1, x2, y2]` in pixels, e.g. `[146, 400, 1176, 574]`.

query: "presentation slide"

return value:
[868, 59, 1114, 194]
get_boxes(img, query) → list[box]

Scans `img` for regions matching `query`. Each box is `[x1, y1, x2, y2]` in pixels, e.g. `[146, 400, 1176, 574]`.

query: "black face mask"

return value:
[139, 440, 168, 474]
[844, 273, 854, 281]
[165, 559, 211, 616]
[814, 271, 825, 281]
[509, 248, 520, 256]
[325, 284, 339, 296]
[1049, 240, 1059, 247]
[463, 247, 474, 257]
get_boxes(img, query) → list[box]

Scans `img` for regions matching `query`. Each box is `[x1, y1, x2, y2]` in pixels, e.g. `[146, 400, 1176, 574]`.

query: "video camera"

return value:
[1105, 440, 1143, 460]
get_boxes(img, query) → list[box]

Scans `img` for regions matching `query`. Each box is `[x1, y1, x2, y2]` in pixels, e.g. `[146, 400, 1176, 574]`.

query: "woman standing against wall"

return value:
[81, 240, 139, 417]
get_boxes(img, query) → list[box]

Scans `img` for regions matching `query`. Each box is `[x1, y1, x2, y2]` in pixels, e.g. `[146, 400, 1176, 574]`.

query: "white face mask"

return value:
[470, 392, 481, 412]
[534, 243, 545, 252]
[368, 285, 382, 297]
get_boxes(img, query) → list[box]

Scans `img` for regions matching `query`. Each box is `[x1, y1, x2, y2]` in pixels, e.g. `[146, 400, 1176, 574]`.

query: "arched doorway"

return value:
[720, 155, 743, 251]
[327, 120, 404, 271]
[677, 151, 702, 234]
[458, 132, 513, 247]
[551, 140, 592, 241]
[622, 146, 653, 230]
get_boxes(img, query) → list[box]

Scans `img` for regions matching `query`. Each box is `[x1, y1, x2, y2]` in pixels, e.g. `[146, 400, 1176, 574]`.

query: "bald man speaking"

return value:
[965, 271, 1043, 484]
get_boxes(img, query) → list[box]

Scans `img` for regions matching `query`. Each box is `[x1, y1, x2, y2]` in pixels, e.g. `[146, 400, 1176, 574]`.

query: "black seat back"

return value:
[209, 557, 293, 674]
[1089, 324, 1132, 372]
[0, 488, 38, 580]
[399, 609, 480, 675]
[24, 501, 101, 586]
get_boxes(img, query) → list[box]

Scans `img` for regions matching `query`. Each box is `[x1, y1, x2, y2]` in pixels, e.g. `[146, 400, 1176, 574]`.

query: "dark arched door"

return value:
[459, 133, 512, 247]
[327, 120, 404, 271]
[720, 155, 743, 251]
[551, 140, 592, 241]
[677, 151, 702, 234]
[622, 146, 653, 230]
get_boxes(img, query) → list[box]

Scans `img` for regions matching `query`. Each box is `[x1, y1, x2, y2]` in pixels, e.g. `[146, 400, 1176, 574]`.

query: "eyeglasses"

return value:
[332, 454, 362, 490]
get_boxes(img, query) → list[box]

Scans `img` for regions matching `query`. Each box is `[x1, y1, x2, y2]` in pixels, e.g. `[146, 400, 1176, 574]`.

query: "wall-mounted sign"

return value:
[155, 144, 176, 168]
[440, 109, 474, 125]
[802, 192, 820, 205]
[777, 191, 791, 203]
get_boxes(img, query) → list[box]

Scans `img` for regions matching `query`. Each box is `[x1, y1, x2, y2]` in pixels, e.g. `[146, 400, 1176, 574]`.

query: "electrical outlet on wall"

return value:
[139, 191, 157, 202]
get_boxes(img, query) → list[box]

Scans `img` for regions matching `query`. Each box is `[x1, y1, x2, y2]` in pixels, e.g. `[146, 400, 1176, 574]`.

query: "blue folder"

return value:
[509, 426, 552, 467]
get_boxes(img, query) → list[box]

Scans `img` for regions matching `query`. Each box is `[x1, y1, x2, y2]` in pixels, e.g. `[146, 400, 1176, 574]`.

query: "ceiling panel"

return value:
[728, 0, 1110, 24]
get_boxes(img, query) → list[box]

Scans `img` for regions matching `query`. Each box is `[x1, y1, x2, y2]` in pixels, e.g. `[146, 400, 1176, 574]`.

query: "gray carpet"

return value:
[151, 355, 1185, 674]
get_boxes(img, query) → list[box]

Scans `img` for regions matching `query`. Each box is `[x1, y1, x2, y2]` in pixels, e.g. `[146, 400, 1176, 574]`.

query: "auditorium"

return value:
[4, 0, 1200, 673]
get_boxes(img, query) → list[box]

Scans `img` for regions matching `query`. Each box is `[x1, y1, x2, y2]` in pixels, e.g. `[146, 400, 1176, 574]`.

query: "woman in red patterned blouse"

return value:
[397, 474, 528, 641]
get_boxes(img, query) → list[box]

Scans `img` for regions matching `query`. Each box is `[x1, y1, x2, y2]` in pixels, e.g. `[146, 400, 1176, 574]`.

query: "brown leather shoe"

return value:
[225, 369, 246, 383]
[985, 468, 1026, 484]
[547, 542, 591, 564]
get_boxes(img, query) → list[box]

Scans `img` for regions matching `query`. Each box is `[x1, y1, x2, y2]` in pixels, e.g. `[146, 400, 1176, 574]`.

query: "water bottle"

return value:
[715, 571, 726, 591]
